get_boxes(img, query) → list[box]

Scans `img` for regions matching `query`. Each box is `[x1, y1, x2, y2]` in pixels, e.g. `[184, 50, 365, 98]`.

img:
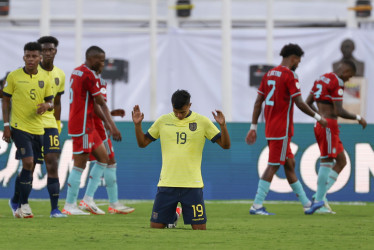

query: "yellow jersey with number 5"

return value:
[147, 111, 221, 188]
[38, 64, 65, 128]
[3, 67, 53, 135]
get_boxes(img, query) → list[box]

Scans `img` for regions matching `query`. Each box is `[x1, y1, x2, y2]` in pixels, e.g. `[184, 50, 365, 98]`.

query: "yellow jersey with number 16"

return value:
[38, 64, 65, 129]
[3, 67, 53, 135]
[148, 111, 221, 188]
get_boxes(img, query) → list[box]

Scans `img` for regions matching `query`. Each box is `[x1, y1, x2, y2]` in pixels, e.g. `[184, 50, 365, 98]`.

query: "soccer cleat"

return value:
[62, 203, 90, 215]
[14, 208, 23, 218]
[316, 205, 336, 214]
[19, 204, 34, 218]
[108, 202, 135, 215]
[249, 206, 275, 215]
[304, 201, 325, 215]
[50, 208, 68, 218]
[168, 207, 182, 228]
[9, 199, 18, 217]
[79, 199, 105, 215]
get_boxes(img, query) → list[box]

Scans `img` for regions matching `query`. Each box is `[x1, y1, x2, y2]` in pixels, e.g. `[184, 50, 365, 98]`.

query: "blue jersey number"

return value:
[265, 80, 276, 106]
[314, 84, 323, 99]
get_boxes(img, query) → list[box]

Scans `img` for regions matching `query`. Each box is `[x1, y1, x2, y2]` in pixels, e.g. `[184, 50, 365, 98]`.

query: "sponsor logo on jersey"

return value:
[100, 88, 107, 94]
[338, 88, 344, 96]
[189, 122, 197, 131]
[38, 81, 44, 88]
[55, 77, 60, 86]
[296, 81, 301, 89]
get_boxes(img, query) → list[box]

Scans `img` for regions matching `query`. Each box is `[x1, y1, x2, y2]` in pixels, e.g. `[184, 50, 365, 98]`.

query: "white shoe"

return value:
[15, 207, 23, 218]
[79, 199, 105, 215]
[108, 202, 135, 215]
[62, 203, 90, 215]
[19, 204, 34, 218]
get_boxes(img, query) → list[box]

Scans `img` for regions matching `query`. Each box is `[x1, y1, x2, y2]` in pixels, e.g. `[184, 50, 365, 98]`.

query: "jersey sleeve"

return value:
[257, 77, 266, 96]
[147, 117, 161, 140]
[287, 71, 302, 98]
[203, 117, 221, 142]
[57, 71, 65, 95]
[86, 72, 102, 97]
[44, 79, 54, 101]
[330, 77, 344, 101]
[2, 73, 14, 97]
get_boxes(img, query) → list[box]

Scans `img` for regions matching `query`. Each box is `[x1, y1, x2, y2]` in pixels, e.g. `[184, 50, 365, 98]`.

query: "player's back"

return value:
[311, 72, 344, 103]
[258, 65, 301, 139]
[68, 64, 101, 136]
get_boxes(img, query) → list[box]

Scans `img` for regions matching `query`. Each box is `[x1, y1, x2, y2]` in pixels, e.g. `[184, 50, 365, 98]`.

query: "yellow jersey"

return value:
[147, 111, 221, 188]
[38, 64, 65, 128]
[3, 67, 53, 135]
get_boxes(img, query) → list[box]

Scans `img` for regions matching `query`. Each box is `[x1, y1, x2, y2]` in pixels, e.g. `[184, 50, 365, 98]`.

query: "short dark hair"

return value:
[37, 36, 59, 47]
[86, 46, 105, 59]
[24, 42, 42, 52]
[279, 43, 304, 58]
[342, 59, 357, 74]
[171, 89, 191, 109]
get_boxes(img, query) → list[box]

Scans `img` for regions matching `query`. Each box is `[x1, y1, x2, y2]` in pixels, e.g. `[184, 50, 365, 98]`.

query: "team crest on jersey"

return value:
[38, 80, 44, 88]
[55, 78, 60, 86]
[189, 122, 197, 131]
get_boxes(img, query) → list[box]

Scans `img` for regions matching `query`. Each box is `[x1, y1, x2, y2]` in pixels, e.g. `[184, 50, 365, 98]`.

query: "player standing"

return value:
[305, 60, 367, 214]
[245, 43, 327, 215]
[80, 76, 135, 215]
[62, 46, 122, 215]
[132, 89, 230, 230]
[3, 42, 54, 218]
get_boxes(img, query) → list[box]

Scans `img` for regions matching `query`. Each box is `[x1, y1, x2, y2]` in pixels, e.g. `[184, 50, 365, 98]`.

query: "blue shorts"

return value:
[11, 127, 44, 164]
[43, 128, 61, 154]
[151, 187, 207, 225]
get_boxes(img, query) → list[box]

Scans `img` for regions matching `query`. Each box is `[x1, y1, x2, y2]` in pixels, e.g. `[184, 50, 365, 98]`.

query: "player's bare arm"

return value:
[2, 95, 11, 143]
[94, 94, 122, 141]
[294, 95, 327, 128]
[305, 93, 318, 112]
[93, 101, 113, 136]
[111, 109, 125, 117]
[212, 110, 230, 149]
[132, 105, 152, 148]
[36, 100, 53, 114]
[333, 101, 367, 129]
[245, 94, 264, 145]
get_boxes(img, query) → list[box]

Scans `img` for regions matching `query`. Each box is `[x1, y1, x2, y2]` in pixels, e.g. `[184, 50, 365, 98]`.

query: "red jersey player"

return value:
[81, 77, 134, 215]
[245, 43, 327, 215]
[63, 46, 122, 215]
[305, 60, 366, 214]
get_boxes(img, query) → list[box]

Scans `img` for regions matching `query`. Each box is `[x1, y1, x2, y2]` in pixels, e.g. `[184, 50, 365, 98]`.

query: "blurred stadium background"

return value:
[0, 0, 373, 202]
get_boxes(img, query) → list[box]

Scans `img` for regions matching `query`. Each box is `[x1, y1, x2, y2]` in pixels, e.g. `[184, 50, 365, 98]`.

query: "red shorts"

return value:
[314, 118, 344, 159]
[267, 137, 294, 165]
[89, 138, 115, 161]
[72, 130, 103, 154]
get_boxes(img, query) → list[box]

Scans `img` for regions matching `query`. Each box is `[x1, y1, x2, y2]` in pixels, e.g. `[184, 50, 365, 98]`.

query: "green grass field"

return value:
[1, 199, 373, 250]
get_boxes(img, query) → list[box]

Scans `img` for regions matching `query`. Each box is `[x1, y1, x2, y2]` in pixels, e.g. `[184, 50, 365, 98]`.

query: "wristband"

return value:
[250, 124, 257, 131]
[314, 113, 321, 121]
[3, 122, 9, 127]
[356, 115, 361, 121]
[48, 102, 53, 108]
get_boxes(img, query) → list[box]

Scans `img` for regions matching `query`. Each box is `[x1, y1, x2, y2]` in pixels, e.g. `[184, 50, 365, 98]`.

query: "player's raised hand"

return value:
[245, 129, 257, 145]
[212, 110, 226, 126]
[358, 117, 367, 129]
[132, 105, 144, 125]
[111, 109, 125, 117]
[318, 117, 328, 128]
